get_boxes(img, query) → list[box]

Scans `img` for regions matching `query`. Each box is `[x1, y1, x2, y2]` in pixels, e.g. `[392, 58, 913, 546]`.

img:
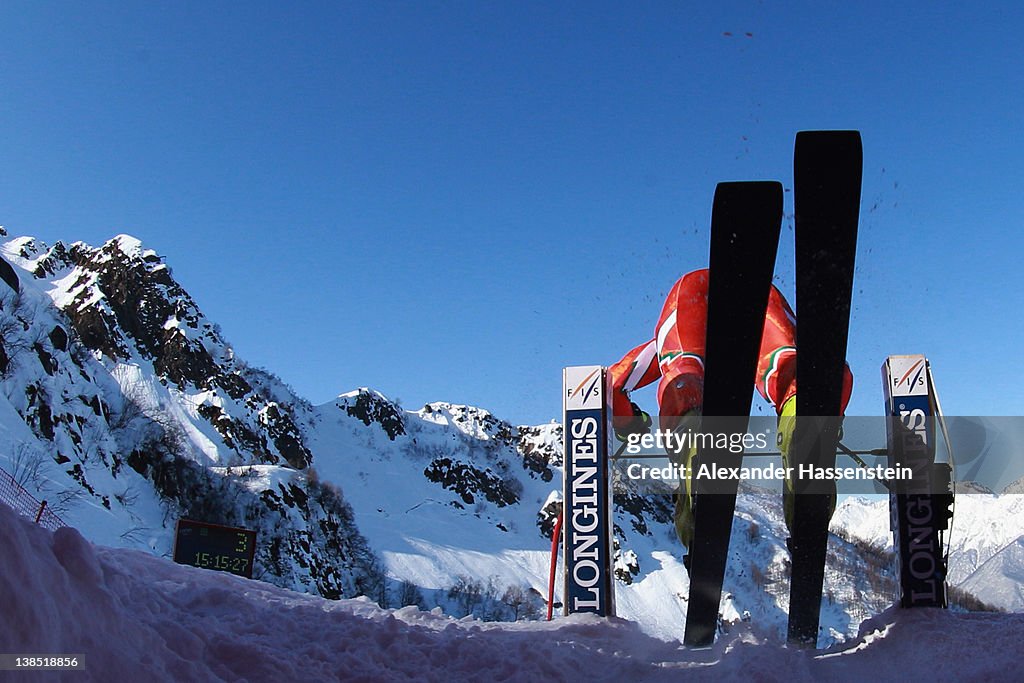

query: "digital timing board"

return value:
[172, 519, 257, 579]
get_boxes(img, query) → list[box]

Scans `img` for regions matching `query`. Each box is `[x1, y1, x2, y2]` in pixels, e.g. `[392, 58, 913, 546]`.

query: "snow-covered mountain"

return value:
[0, 232, 392, 601]
[0, 229, 1020, 646]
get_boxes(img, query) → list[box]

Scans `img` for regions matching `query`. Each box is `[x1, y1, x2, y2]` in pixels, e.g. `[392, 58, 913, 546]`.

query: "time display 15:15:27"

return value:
[193, 552, 250, 573]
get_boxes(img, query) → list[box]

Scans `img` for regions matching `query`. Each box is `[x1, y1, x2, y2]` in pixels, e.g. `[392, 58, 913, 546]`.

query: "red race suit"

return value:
[609, 269, 853, 431]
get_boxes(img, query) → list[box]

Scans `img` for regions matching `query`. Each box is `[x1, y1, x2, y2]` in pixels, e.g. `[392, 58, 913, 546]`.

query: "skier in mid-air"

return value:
[609, 268, 853, 550]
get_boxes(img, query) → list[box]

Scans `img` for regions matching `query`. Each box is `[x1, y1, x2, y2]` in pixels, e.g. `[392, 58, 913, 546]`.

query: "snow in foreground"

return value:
[2, 503, 1020, 682]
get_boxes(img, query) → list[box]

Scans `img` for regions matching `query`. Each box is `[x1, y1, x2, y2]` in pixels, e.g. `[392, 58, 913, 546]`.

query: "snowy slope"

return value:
[3, 500, 1022, 683]
[959, 536, 1024, 611]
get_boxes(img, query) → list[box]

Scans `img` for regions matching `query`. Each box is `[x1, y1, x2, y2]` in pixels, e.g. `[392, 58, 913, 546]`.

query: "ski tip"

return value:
[714, 179, 783, 191]
[712, 180, 783, 206]
[793, 130, 864, 187]
[795, 129, 861, 143]
[794, 130, 863, 158]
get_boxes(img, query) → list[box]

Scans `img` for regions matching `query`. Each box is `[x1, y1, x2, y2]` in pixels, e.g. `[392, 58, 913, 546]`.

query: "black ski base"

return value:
[786, 130, 862, 647]
[682, 181, 782, 648]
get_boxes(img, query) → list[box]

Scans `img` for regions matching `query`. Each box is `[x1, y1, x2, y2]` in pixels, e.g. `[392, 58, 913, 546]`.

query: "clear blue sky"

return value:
[1, 2, 1021, 425]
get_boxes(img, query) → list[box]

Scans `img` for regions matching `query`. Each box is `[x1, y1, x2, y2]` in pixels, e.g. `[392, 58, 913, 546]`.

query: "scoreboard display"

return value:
[172, 519, 257, 579]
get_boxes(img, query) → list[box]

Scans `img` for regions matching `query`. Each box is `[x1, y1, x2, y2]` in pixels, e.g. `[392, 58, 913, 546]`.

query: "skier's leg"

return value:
[670, 408, 701, 551]
[655, 270, 709, 551]
[656, 270, 709, 427]
[755, 284, 798, 411]
[755, 285, 800, 530]
[755, 284, 853, 531]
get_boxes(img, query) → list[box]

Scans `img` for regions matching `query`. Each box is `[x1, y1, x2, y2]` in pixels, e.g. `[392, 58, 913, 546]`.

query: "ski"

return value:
[787, 130, 863, 647]
[682, 181, 783, 648]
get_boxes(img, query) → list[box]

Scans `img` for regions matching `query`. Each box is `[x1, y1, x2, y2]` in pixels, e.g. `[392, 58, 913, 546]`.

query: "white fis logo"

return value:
[889, 356, 928, 397]
[564, 366, 604, 410]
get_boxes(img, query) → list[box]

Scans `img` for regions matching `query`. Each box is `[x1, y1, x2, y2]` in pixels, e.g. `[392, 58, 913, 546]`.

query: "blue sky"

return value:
[1, 2, 1021, 425]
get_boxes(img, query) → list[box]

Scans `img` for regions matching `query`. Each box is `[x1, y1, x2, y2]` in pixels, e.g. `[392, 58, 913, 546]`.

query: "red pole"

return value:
[546, 512, 563, 621]
[34, 500, 47, 524]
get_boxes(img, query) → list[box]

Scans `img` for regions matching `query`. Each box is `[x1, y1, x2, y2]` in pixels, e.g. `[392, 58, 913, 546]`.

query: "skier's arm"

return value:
[609, 339, 660, 437]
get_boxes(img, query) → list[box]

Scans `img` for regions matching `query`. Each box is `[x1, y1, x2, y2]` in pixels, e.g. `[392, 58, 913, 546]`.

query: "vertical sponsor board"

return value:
[562, 366, 614, 616]
[882, 355, 949, 608]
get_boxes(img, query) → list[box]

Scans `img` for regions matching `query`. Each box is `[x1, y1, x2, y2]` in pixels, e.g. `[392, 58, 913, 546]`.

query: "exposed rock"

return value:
[423, 456, 520, 507]
[340, 389, 406, 440]
[0, 256, 19, 292]
[32, 241, 75, 278]
[49, 325, 69, 352]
